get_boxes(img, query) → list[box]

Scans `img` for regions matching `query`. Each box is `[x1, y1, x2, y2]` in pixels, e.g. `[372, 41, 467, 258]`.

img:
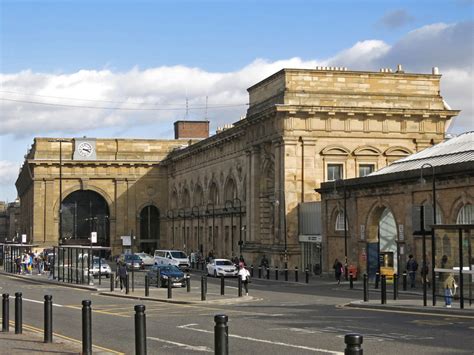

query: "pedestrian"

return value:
[238, 263, 251, 296]
[333, 258, 343, 285]
[118, 261, 128, 292]
[421, 260, 430, 288]
[406, 254, 418, 288]
[443, 272, 457, 308]
[260, 254, 269, 269]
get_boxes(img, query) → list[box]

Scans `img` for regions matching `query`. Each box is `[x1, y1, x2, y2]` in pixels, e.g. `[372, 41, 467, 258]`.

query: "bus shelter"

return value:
[52, 245, 112, 286]
[433, 224, 473, 309]
[1, 243, 40, 273]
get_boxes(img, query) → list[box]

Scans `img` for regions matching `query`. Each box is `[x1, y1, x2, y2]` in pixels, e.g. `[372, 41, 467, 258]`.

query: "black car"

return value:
[147, 264, 186, 288]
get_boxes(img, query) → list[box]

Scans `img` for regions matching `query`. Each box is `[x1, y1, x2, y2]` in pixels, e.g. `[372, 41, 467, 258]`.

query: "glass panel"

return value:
[359, 164, 374, 177]
[327, 164, 343, 181]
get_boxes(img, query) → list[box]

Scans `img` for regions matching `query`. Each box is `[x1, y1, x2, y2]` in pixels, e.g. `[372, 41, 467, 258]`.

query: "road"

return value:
[0, 272, 473, 354]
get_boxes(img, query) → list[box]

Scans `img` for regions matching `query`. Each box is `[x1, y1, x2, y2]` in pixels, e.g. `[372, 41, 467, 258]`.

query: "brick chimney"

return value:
[174, 120, 209, 139]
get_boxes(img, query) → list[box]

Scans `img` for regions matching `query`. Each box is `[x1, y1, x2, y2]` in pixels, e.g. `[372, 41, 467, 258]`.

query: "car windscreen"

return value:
[170, 251, 187, 258]
[126, 255, 141, 261]
[159, 265, 181, 273]
[216, 260, 233, 266]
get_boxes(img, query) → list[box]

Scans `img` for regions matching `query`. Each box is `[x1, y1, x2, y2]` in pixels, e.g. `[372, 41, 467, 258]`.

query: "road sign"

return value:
[121, 236, 131, 246]
[21, 234, 27, 243]
[91, 232, 97, 244]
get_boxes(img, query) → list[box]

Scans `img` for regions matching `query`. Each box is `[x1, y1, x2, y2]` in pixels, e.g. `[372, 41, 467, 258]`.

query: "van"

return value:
[154, 250, 190, 270]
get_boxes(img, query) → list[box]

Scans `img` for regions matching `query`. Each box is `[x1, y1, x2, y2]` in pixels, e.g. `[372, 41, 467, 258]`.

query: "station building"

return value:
[14, 66, 460, 269]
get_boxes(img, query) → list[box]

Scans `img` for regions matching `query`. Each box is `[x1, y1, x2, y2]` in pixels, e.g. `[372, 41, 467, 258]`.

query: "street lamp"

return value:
[420, 162, 437, 306]
[206, 203, 215, 252]
[233, 197, 243, 257]
[224, 200, 234, 256]
[191, 206, 200, 253]
[167, 209, 175, 249]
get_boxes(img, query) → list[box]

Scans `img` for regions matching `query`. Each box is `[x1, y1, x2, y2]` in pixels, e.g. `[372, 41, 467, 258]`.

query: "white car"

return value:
[136, 252, 155, 266]
[207, 259, 238, 277]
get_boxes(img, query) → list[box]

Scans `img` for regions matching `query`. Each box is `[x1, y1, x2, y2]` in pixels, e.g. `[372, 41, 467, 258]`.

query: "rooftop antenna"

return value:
[205, 96, 208, 120]
[185, 97, 189, 120]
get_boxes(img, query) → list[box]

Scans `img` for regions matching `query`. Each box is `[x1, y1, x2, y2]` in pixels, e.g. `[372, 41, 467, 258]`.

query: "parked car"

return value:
[135, 252, 155, 267]
[90, 257, 112, 278]
[153, 250, 190, 270]
[207, 258, 238, 277]
[147, 264, 186, 288]
[120, 254, 144, 270]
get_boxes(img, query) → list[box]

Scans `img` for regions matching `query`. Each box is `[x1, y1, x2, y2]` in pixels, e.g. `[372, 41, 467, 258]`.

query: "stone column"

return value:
[114, 179, 128, 243]
[249, 145, 260, 242]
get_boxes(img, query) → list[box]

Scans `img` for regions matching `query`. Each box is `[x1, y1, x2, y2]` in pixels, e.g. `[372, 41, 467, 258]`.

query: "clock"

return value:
[77, 142, 94, 157]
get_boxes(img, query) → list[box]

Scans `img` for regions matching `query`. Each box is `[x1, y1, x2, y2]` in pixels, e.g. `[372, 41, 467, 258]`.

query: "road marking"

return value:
[346, 305, 474, 319]
[10, 296, 64, 307]
[148, 336, 212, 352]
[177, 324, 343, 354]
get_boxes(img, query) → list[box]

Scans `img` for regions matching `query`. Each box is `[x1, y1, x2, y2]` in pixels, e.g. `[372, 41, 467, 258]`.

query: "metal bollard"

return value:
[285, 268, 288, 281]
[2, 293, 9, 332]
[238, 277, 242, 297]
[44, 295, 53, 343]
[266, 267, 270, 280]
[145, 275, 149, 297]
[126, 274, 130, 294]
[168, 277, 172, 299]
[15, 292, 22, 334]
[186, 274, 191, 292]
[201, 275, 206, 301]
[305, 268, 309, 283]
[402, 271, 407, 291]
[258, 266, 262, 279]
[82, 300, 92, 355]
[375, 272, 380, 289]
[275, 266, 279, 280]
[349, 274, 354, 289]
[381, 275, 387, 305]
[156, 269, 161, 288]
[110, 272, 115, 292]
[250, 265, 254, 278]
[295, 267, 299, 282]
[220, 275, 225, 296]
[344, 333, 363, 355]
[393, 274, 398, 300]
[214, 314, 228, 355]
[135, 305, 147, 355]
[363, 274, 369, 302]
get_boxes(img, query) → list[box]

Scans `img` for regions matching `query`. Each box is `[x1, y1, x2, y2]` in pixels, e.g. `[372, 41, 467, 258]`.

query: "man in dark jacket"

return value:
[118, 261, 128, 292]
[406, 254, 418, 288]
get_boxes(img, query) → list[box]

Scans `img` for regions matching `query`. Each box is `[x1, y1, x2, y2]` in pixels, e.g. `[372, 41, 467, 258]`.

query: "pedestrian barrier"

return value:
[363, 274, 369, 302]
[349, 274, 354, 289]
[201, 275, 206, 301]
[168, 276, 173, 299]
[186, 274, 191, 292]
[375, 272, 380, 289]
[214, 314, 228, 355]
[238, 277, 242, 297]
[15, 292, 22, 334]
[144, 275, 149, 297]
[44, 295, 53, 343]
[344, 333, 363, 355]
[220, 275, 225, 296]
[295, 267, 299, 282]
[135, 305, 147, 355]
[381, 275, 387, 305]
[2, 293, 9, 332]
[82, 300, 92, 355]
[402, 271, 407, 291]
[393, 274, 398, 300]
[305, 268, 309, 283]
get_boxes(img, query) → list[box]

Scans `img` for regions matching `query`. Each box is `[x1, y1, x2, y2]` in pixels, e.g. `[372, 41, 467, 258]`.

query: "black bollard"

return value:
[186, 274, 191, 292]
[2, 293, 9, 333]
[285, 268, 288, 281]
[126, 274, 130, 294]
[201, 275, 206, 301]
[82, 300, 92, 355]
[295, 267, 299, 283]
[44, 295, 53, 343]
[250, 265, 254, 278]
[363, 273, 369, 302]
[266, 267, 270, 280]
[214, 314, 228, 355]
[110, 272, 115, 292]
[275, 266, 279, 280]
[258, 266, 262, 279]
[238, 277, 242, 297]
[135, 305, 147, 355]
[402, 271, 407, 291]
[393, 274, 398, 300]
[168, 277, 172, 299]
[156, 269, 161, 288]
[145, 275, 149, 297]
[220, 275, 225, 296]
[15, 292, 22, 334]
[375, 272, 380, 289]
[349, 274, 354, 289]
[305, 268, 309, 283]
[344, 333, 363, 355]
[381, 275, 387, 305]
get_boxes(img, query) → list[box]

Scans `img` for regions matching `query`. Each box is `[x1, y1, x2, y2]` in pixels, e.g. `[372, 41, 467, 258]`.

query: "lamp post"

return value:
[167, 210, 175, 249]
[224, 200, 234, 256]
[334, 179, 349, 280]
[420, 163, 436, 306]
[178, 208, 186, 252]
[206, 203, 215, 252]
[191, 206, 200, 253]
[233, 198, 243, 257]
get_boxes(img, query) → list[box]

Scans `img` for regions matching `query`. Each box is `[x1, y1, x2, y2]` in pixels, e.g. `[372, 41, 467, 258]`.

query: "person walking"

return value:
[444, 273, 457, 308]
[118, 261, 128, 292]
[421, 260, 430, 288]
[406, 254, 418, 288]
[333, 258, 343, 285]
[238, 264, 251, 296]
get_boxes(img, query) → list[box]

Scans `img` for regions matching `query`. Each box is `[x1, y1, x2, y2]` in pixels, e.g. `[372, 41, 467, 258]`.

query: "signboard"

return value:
[90, 232, 97, 244]
[360, 225, 365, 240]
[21, 234, 27, 243]
[121, 236, 131, 246]
[398, 225, 404, 241]
[298, 235, 322, 243]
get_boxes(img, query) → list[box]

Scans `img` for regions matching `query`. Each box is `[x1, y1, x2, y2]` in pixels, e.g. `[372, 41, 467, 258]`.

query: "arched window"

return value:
[457, 204, 473, 224]
[139, 205, 160, 254]
[422, 203, 443, 229]
[335, 210, 347, 231]
[194, 185, 204, 206]
[182, 188, 190, 208]
[209, 182, 219, 205]
[224, 178, 236, 202]
[442, 234, 452, 258]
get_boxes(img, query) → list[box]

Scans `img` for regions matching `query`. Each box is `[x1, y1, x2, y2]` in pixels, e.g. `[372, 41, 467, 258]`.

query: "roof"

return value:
[370, 131, 474, 176]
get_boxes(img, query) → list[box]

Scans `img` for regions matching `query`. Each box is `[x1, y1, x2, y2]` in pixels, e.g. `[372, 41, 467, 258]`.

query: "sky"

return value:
[1, 0, 473, 203]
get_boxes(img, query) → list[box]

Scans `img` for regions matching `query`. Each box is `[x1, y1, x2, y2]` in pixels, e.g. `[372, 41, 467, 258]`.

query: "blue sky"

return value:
[1, 0, 473, 202]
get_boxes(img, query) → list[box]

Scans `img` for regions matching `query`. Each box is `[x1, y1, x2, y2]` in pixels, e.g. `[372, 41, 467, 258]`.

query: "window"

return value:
[457, 204, 473, 224]
[327, 164, 343, 181]
[359, 164, 375, 177]
[335, 211, 347, 231]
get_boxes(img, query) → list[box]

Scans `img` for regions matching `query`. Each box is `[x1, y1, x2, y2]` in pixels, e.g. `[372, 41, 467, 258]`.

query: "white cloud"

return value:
[0, 161, 20, 196]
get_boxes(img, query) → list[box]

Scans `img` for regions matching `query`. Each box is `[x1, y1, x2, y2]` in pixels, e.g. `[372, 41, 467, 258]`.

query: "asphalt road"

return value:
[1, 273, 473, 355]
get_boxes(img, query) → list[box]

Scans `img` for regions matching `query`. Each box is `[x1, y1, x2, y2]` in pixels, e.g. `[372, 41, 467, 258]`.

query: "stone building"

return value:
[0, 200, 21, 243]
[15, 66, 459, 268]
[317, 131, 473, 277]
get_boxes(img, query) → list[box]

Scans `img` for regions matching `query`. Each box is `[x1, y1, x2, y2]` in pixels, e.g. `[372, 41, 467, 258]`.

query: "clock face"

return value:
[77, 142, 94, 157]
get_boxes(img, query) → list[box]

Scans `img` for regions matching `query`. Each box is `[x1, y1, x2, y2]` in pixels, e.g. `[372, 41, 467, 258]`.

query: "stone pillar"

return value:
[249, 145, 260, 242]
[115, 179, 128, 243]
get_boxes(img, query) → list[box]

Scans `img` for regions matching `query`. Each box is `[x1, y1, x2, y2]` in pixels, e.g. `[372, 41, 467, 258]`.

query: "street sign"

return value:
[121, 236, 131, 246]
[21, 234, 27, 243]
[91, 232, 97, 244]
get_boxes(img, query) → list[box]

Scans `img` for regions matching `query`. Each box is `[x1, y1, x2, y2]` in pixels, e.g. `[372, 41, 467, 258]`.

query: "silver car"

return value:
[207, 259, 238, 277]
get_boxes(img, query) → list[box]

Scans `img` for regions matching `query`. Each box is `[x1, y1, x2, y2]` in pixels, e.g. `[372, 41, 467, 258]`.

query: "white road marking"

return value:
[9, 296, 64, 307]
[148, 337, 212, 352]
[177, 324, 343, 354]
